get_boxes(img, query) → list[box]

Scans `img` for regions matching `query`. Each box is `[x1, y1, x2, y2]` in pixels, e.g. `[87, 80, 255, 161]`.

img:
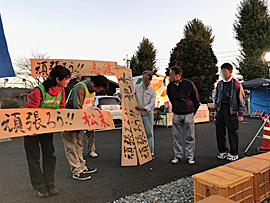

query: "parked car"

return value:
[93, 96, 122, 123]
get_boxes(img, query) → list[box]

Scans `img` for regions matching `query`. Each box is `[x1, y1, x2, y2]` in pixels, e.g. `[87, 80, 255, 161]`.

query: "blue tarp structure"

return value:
[242, 78, 270, 115]
[0, 14, 15, 78]
[250, 89, 270, 115]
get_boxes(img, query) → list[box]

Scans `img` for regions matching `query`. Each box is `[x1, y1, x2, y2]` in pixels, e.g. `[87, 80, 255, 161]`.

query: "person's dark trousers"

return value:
[24, 133, 56, 190]
[215, 104, 239, 155]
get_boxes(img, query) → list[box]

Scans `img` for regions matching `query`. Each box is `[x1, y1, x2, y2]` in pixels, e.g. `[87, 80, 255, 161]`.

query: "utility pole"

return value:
[22, 79, 27, 92]
[4, 78, 8, 88]
[123, 54, 130, 68]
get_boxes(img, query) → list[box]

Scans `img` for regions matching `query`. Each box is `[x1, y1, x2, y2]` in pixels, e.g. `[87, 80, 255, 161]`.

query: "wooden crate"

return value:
[192, 166, 253, 202]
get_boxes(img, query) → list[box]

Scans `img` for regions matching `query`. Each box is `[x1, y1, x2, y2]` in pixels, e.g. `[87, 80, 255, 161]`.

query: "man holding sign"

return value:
[63, 75, 109, 181]
[134, 70, 156, 159]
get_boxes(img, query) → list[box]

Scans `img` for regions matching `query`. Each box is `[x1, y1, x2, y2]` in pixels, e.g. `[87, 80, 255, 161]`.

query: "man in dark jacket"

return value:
[167, 66, 200, 165]
[214, 63, 245, 161]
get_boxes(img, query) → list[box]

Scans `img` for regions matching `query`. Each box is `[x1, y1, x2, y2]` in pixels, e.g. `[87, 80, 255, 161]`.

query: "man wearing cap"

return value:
[134, 70, 156, 159]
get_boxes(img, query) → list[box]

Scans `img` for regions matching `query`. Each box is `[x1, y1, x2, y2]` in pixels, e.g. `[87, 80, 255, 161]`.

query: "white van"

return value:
[93, 96, 122, 123]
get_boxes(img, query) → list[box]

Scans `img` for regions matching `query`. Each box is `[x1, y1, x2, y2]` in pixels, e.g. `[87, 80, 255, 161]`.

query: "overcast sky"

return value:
[0, 0, 248, 86]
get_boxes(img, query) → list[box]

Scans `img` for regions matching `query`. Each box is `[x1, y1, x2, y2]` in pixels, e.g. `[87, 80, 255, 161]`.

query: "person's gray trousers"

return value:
[172, 113, 195, 159]
[141, 113, 154, 155]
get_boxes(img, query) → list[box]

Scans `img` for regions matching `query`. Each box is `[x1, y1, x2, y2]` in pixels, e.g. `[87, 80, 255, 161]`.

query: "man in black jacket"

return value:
[167, 66, 200, 165]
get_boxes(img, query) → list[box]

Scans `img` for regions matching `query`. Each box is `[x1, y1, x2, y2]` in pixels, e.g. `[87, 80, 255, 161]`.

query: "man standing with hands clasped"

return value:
[215, 63, 245, 161]
[134, 70, 156, 159]
[167, 66, 200, 165]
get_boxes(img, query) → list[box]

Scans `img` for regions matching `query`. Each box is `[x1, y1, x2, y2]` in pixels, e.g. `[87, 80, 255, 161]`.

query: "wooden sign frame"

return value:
[28, 59, 152, 166]
[0, 109, 115, 139]
[30, 59, 117, 77]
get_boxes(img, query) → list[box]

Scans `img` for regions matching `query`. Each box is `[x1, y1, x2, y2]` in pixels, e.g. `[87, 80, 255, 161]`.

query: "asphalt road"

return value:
[0, 117, 264, 203]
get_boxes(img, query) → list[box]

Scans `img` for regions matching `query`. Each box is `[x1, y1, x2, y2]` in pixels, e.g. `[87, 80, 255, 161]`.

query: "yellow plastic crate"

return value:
[197, 195, 237, 203]
[227, 157, 270, 203]
[253, 151, 270, 161]
[192, 166, 254, 203]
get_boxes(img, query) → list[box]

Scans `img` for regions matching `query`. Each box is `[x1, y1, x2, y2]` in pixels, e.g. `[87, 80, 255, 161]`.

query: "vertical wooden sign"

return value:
[115, 66, 152, 165]
[121, 102, 138, 166]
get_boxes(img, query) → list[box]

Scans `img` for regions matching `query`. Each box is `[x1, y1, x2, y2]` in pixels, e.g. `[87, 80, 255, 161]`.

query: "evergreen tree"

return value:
[168, 19, 218, 103]
[183, 18, 214, 45]
[130, 37, 158, 76]
[234, 0, 270, 80]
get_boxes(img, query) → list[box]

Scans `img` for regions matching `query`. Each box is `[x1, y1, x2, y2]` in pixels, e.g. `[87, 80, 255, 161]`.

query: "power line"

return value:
[156, 58, 169, 60]
[215, 50, 238, 55]
[156, 62, 169, 64]
[155, 50, 239, 61]
[217, 54, 238, 59]
[218, 59, 238, 63]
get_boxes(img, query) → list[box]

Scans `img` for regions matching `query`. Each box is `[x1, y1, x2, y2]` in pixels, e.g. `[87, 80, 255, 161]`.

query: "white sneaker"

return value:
[72, 172, 91, 181]
[88, 151, 98, 158]
[83, 168, 97, 174]
[217, 152, 228, 160]
[188, 158, 195, 165]
[227, 153, 239, 161]
[171, 157, 180, 164]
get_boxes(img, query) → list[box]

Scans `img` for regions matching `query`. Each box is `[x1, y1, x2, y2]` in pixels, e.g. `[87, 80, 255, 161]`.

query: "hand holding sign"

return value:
[135, 106, 146, 111]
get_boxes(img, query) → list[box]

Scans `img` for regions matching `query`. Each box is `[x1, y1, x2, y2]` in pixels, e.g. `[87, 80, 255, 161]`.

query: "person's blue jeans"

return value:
[142, 113, 154, 155]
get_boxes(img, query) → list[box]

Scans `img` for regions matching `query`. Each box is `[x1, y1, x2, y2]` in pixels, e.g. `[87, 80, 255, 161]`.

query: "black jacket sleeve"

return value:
[167, 83, 173, 105]
[191, 82, 200, 113]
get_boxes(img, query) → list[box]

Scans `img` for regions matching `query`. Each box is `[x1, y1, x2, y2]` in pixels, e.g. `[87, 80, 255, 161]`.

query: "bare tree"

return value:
[15, 51, 49, 88]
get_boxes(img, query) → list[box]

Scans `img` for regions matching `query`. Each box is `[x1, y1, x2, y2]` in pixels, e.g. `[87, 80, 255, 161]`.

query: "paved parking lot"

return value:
[0, 117, 263, 203]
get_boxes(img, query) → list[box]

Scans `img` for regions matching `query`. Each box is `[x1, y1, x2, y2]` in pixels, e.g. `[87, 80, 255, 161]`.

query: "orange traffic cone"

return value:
[258, 114, 270, 152]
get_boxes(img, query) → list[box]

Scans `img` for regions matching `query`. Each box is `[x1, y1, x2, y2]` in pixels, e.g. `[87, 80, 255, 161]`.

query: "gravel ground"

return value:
[113, 176, 270, 203]
[113, 176, 194, 203]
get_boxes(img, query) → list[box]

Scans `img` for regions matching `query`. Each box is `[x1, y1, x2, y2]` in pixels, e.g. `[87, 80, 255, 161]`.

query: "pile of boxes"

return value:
[193, 152, 270, 203]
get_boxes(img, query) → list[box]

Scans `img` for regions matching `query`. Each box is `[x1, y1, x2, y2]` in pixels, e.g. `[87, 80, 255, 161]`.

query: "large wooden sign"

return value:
[114, 66, 152, 165]
[29, 59, 152, 166]
[0, 109, 115, 139]
[30, 59, 117, 77]
[121, 102, 137, 166]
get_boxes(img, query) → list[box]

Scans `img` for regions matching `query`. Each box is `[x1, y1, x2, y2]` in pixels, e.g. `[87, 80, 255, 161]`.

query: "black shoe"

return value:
[37, 187, 49, 198]
[83, 168, 97, 174]
[72, 172, 91, 180]
[152, 155, 155, 160]
[47, 184, 59, 196]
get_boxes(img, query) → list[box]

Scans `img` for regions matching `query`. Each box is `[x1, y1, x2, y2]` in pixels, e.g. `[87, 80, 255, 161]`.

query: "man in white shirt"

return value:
[134, 70, 157, 159]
